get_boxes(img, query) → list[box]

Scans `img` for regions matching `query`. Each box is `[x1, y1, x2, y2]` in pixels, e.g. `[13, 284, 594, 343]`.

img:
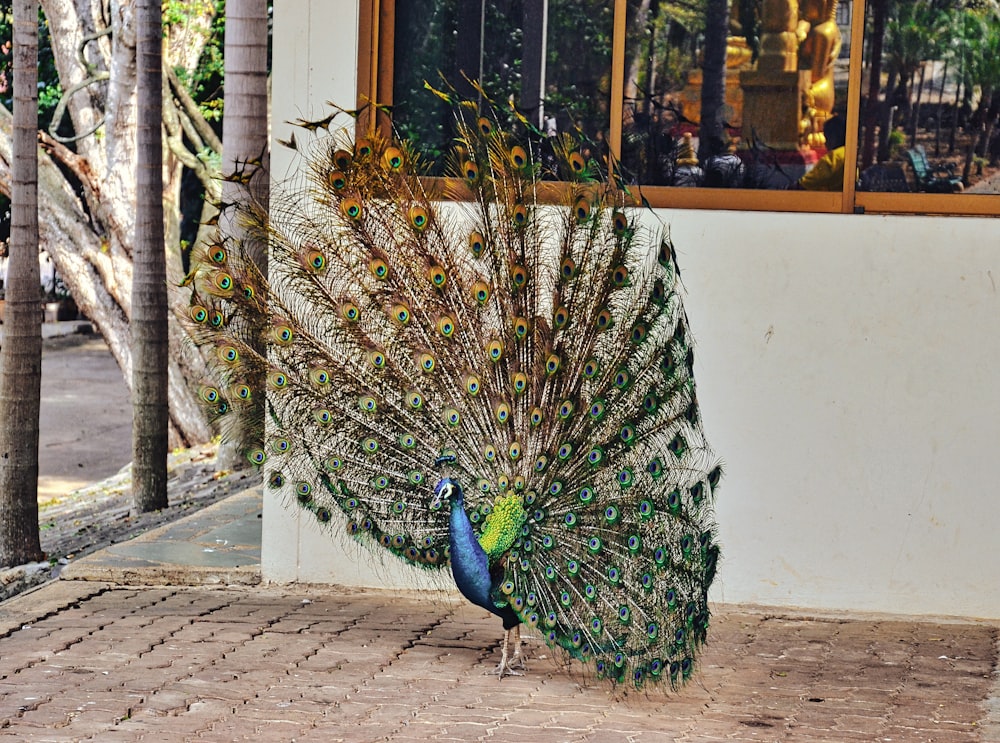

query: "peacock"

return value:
[187, 85, 722, 688]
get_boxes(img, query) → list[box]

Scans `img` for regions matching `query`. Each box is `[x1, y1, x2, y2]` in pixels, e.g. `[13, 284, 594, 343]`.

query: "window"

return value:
[360, 0, 1000, 216]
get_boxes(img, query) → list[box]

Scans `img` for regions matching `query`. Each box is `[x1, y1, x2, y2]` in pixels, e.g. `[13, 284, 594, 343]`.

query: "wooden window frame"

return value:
[357, 0, 998, 217]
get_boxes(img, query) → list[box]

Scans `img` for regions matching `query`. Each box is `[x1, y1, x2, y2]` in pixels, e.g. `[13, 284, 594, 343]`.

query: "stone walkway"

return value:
[0, 577, 997, 741]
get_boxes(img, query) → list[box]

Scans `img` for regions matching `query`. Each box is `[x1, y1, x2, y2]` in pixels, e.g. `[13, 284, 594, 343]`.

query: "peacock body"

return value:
[189, 88, 722, 689]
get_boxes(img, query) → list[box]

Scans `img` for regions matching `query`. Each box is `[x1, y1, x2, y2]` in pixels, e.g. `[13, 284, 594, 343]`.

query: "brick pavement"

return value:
[0, 580, 997, 742]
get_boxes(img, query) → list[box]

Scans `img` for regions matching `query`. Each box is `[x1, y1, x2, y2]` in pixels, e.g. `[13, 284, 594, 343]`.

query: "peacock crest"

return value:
[187, 84, 722, 689]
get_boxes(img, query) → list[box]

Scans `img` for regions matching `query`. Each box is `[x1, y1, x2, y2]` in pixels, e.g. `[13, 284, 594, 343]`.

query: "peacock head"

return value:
[431, 478, 463, 509]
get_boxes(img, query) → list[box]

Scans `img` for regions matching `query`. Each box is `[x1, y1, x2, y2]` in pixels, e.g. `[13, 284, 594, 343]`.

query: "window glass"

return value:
[619, 0, 852, 191]
[392, 0, 613, 173]
[856, 0, 1000, 195]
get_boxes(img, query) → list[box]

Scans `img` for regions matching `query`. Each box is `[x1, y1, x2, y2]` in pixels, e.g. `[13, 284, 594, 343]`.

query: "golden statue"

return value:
[797, 0, 842, 142]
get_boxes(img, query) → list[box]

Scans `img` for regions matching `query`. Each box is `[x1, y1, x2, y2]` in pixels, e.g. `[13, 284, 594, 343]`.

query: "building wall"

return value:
[264, 0, 1000, 619]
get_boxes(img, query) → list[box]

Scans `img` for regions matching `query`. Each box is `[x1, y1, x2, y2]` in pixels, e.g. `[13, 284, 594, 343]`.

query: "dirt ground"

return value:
[38, 332, 133, 503]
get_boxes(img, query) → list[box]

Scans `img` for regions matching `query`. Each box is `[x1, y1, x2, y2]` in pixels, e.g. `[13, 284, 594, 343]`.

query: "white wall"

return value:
[265, 0, 1000, 619]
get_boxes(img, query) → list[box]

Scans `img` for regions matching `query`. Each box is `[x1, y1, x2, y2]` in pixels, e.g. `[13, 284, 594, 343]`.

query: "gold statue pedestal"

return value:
[739, 69, 811, 151]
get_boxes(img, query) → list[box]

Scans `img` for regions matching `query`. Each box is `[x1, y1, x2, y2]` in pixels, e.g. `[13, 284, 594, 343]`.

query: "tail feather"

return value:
[190, 90, 722, 688]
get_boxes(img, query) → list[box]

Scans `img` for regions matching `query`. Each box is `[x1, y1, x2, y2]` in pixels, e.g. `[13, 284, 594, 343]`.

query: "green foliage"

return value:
[0, 4, 64, 133]
[169, 0, 226, 122]
[391, 0, 613, 169]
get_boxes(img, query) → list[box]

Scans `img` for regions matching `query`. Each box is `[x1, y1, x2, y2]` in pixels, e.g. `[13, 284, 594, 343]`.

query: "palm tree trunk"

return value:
[861, 0, 887, 168]
[699, 0, 729, 160]
[131, 0, 169, 512]
[0, 0, 44, 566]
[216, 0, 270, 472]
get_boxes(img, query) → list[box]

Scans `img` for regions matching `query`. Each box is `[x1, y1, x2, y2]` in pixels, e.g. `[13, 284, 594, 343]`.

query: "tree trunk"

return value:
[216, 0, 271, 472]
[0, 0, 44, 566]
[131, 0, 169, 512]
[861, 0, 887, 167]
[699, 0, 730, 159]
[0, 0, 220, 450]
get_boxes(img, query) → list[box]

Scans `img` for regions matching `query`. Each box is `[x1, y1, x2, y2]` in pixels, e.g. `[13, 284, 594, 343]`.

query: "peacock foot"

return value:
[489, 625, 526, 679]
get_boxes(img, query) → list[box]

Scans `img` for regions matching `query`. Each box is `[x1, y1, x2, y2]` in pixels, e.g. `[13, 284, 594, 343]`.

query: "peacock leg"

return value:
[491, 627, 525, 679]
[508, 624, 526, 671]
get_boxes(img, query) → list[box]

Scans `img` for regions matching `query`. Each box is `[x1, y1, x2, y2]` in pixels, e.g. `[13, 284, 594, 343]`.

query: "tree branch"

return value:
[167, 66, 223, 154]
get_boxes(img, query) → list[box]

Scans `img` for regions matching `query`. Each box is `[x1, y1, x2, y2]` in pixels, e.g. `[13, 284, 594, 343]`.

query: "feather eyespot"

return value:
[208, 246, 227, 264]
[399, 434, 416, 449]
[427, 265, 447, 287]
[313, 409, 333, 424]
[305, 249, 326, 272]
[494, 402, 511, 424]
[327, 170, 347, 190]
[382, 147, 404, 170]
[486, 339, 504, 362]
[368, 351, 385, 369]
[199, 386, 220, 404]
[511, 372, 528, 395]
[267, 371, 288, 389]
[341, 197, 363, 220]
[658, 239, 673, 266]
[477, 117, 494, 136]
[217, 346, 239, 364]
[406, 391, 423, 409]
[568, 151, 586, 174]
[545, 354, 561, 375]
[464, 373, 481, 396]
[369, 258, 388, 280]
[509, 145, 528, 169]
[508, 442, 521, 460]
[595, 309, 613, 330]
[354, 138, 373, 157]
[234, 385, 251, 400]
[340, 303, 360, 322]
[410, 206, 430, 231]
[463, 160, 480, 181]
[612, 210, 629, 235]
[511, 203, 528, 227]
[513, 316, 529, 338]
[560, 257, 577, 280]
[472, 281, 490, 305]
[511, 265, 528, 288]
[483, 444, 497, 462]
[332, 149, 352, 170]
[358, 396, 377, 413]
[612, 265, 629, 286]
[418, 353, 436, 372]
[310, 368, 331, 385]
[392, 303, 410, 325]
[469, 231, 485, 257]
[246, 449, 266, 465]
[437, 316, 455, 337]
[189, 306, 208, 323]
[574, 197, 591, 222]
[530, 407, 543, 426]
[552, 306, 569, 329]
[272, 325, 294, 344]
[209, 310, 224, 327]
[213, 272, 234, 292]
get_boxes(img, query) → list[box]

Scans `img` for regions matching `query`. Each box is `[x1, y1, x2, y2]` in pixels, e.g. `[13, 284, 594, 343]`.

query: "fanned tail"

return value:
[188, 88, 721, 688]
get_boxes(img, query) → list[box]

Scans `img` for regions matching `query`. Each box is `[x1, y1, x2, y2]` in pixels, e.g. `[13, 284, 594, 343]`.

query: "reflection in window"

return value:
[391, 0, 613, 173]
[857, 0, 1000, 195]
[619, 0, 851, 190]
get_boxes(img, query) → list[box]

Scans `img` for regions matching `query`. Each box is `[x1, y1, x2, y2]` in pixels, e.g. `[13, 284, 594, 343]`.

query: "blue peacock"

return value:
[188, 86, 722, 688]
